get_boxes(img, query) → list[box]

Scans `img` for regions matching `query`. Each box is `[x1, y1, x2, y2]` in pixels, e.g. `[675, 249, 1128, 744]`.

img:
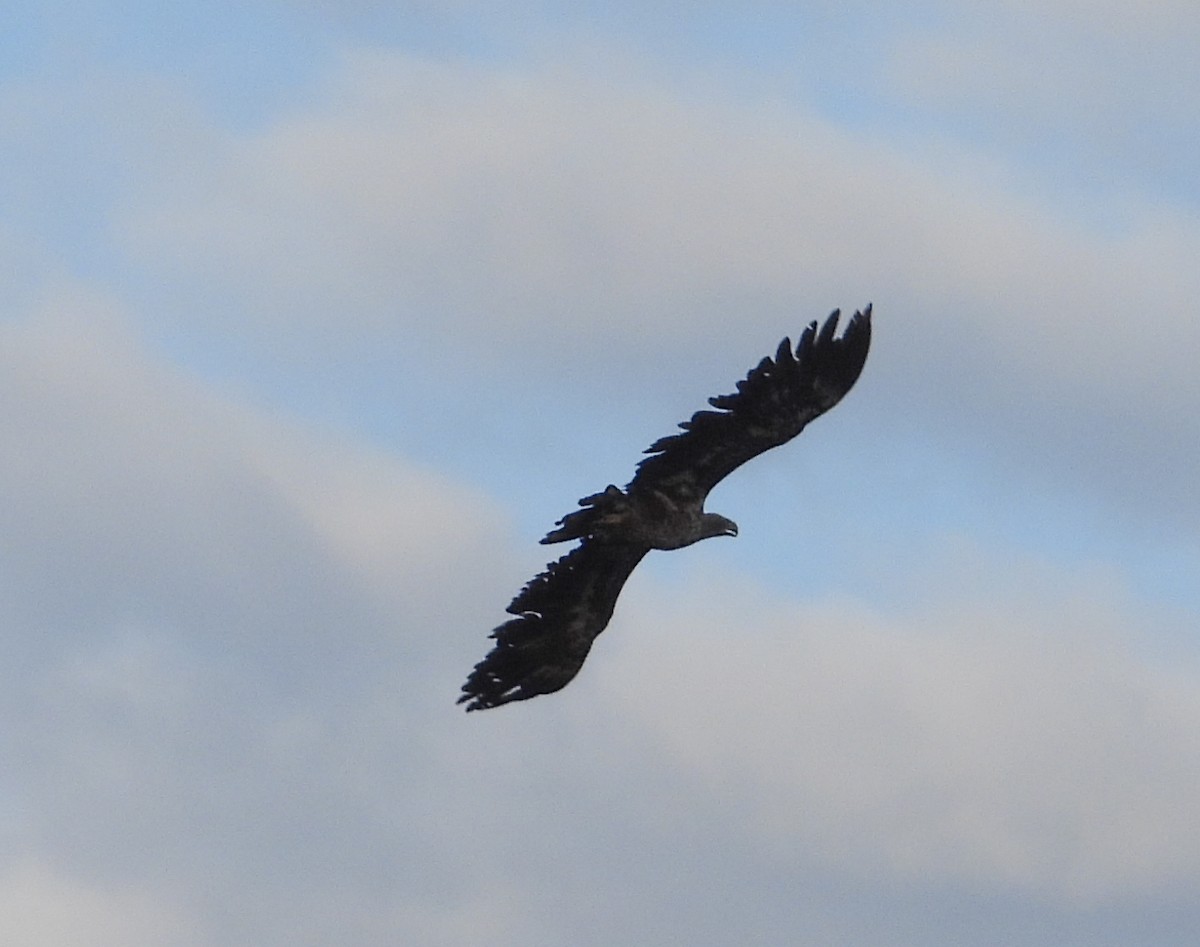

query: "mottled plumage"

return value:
[459, 306, 872, 711]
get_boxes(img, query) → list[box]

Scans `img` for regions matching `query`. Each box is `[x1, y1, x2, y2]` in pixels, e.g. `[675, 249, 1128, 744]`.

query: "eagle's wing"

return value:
[458, 541, 649, 711]
[630, 306, 871, 501]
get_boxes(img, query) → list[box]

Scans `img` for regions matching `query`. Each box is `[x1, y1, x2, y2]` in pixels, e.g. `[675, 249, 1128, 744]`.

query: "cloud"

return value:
[3, 284, 1198, 945]
[0, 287, 523, 943]
[988, 0, 1200, 44]
[594, 544, 1200, 906]
[7, 10, 1199, 944]
[0, 861, 196, 947]
[117, 45, 1200, 377]
[881, 1, 1200, 197]
[0, 283, 501, 629]
[131, 44, 1194, 347]
[109, 46, 1200, 544]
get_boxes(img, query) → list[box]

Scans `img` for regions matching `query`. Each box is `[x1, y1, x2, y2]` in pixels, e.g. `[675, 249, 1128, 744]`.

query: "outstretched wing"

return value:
[458, 541, 649, 711]
[631, 306, 871, 501]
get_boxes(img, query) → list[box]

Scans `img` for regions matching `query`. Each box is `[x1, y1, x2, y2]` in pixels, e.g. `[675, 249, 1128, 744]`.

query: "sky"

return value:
[3, 1, 1200, 944]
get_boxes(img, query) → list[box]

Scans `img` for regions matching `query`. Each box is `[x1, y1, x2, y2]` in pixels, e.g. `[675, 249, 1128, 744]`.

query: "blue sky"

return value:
[3, 2, 1200, 944]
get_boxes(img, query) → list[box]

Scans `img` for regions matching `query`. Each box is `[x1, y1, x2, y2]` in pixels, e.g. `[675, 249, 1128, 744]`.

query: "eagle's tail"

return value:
[540, 484, 629, 544]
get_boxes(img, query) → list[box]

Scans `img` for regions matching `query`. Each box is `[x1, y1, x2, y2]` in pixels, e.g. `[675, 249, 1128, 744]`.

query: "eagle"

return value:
[459, 306, 872, 711]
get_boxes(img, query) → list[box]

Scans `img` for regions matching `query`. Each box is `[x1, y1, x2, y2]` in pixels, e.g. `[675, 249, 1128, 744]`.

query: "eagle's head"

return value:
[701, 512, 739, 539]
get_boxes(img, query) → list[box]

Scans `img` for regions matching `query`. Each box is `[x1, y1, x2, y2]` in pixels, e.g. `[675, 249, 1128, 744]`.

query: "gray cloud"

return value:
[0, 292, 522, 943]
[7, 15, 1200, 943]
[112, 49, 1200, 538]
[2, 286, 1198, 945]
[599, 552, 1200, 904]
[880, 1, 1200, 204]
[0, 860, 196, 947]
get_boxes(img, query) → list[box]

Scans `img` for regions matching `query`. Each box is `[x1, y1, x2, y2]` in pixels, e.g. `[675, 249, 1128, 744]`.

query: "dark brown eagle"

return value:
[459, 306, 872, 711]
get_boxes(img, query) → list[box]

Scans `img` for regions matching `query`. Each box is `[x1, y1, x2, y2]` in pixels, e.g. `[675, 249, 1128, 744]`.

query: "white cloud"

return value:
[0, 861, 196, 947]
[0, 283, 503, 631]
[0, 286, 523, 942]
[988, 0, 1200, 44]
[2, 283, 1198, 944]
[113, 46, 1200, 375]
[7, 17, 1200, 941]
[595, 546, 1200, 904]
[882, 1, 1200, 191]
[110, 47, 1200, 540]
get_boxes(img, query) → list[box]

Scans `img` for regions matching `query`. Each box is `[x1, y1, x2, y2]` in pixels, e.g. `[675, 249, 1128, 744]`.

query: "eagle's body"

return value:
[459, 306, 872, 711]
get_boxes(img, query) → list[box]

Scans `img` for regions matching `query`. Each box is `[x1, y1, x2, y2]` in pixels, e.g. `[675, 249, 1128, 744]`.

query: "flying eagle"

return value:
[459, 306, 872, 711]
